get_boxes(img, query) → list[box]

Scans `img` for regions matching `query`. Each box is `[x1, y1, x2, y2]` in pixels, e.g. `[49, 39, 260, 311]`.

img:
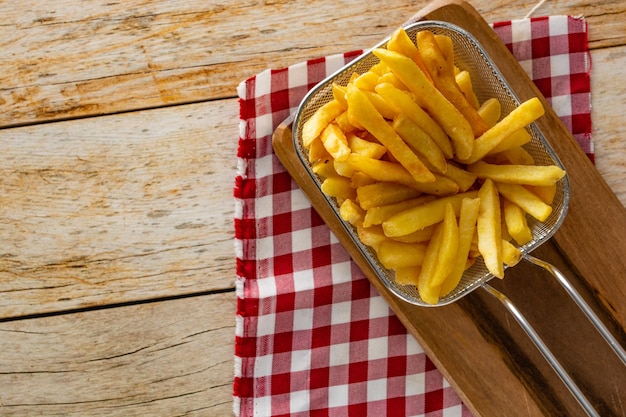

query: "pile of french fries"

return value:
[301, 27, 566, 304]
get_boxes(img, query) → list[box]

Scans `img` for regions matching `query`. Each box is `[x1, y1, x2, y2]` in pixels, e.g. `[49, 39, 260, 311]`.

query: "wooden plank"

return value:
[0, 292, 236, 416]
[272, 1, 626, 415]
[0, 100, 238, 319]
[590, 45, 626, 206]
[0, 0, 623, 127]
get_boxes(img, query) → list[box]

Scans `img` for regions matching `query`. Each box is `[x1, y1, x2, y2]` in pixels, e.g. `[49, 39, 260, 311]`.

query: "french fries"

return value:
[302, 99, 345, 147]
[392, 114, 448, 174]
[346, 84, 436, 184]
[298, 27, 566, 304]
[468, 161, 566, 186]
[416, 30, 490, 138]
[382, 191, 479, 237]
[375, 82, 453, 158]
[502, 198, 533, 245]
[439, 198, 481, 296]
[476, 179, 504, 278]
[428, 202, 460, 287]
[458, 97, 545, 164]
[372, 48, 475, 161]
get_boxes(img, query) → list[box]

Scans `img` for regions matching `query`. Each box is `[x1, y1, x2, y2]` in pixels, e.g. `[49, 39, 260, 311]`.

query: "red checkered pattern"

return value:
[234, 16, 591, 417]
[492, 16, 593, 161]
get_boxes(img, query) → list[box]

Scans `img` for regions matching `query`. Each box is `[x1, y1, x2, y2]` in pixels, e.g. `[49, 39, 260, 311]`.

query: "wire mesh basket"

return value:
[291, 20, 569, 307]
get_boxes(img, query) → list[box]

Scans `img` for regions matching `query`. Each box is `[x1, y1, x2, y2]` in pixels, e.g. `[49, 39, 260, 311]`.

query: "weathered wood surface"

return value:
[589, 46, 626, 207]
[0, 100, 237, 318]
[0, 0, 623, 128]
[0, 0, 624, 416]
[0, 292, 236, 417]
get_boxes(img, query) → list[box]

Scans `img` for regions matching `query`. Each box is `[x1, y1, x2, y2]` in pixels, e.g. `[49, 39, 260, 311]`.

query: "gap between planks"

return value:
[0, 287, 235, 324]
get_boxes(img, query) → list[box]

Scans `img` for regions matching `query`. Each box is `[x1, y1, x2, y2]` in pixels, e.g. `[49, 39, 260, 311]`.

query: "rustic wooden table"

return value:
[0, 1, 623, 416]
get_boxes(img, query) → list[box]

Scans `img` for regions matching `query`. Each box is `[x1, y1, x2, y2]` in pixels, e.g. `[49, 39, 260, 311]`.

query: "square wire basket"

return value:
[291, 20, 569, 307]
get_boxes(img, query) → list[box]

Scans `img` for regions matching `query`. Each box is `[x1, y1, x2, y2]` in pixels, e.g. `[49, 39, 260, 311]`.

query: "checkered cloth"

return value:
[234, 16, 591, 417]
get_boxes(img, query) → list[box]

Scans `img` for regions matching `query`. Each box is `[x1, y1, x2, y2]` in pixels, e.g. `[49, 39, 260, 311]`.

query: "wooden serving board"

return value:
[273, 1, 626, 416]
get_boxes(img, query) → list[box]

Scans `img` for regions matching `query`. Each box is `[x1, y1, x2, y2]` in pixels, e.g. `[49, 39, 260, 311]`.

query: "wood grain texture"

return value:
[0, 100, 238, 318]
[0, 292, 236, 417]
[0, 0, 623, 128]
[0, 0, 624, 416]
[589, 45, 626, 206]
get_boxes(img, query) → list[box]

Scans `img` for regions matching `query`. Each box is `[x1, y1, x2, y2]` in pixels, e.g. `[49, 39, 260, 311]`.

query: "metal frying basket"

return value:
[290, 20, 626, 416]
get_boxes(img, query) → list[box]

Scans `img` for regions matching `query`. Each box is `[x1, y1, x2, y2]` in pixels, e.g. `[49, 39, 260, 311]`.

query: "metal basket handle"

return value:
[482, 256, 626, 417]
[524, 254, 626, 364]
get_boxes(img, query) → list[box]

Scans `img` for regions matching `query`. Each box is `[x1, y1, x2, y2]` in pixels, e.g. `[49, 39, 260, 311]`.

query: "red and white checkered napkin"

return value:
[234, 16, 591, 417]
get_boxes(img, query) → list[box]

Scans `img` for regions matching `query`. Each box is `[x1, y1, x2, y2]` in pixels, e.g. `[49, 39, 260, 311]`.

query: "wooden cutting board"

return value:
[273, 1, 626, 416]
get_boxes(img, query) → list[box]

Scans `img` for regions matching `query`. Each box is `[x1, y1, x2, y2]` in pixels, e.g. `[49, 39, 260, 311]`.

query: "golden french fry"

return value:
[502, 239, 522, 267]
[377, 72, 407, 90]
[416, 30, 489, 138]
[500, 216, 512, 241]
[350, 171, 375, 188]
[496, 182, 553, 222]
[429, 202, 459, 287]
[392, 114, 447, 174]
[312, 159, 336, 178]
[382, 190, 478, 237]
[390, 223, 437, 244]
[346, 153, 458, 196]
[356, 223, 387, 252]
[375, 82, 453, 158]
[488, 129, 531, 155]
[372, 48, 475, 160]
[334, 111, 357, 134]
[502, 198, 533, 245]
[433, 34, 455, 74]
[417, 221, 445, 305]
[302, 99, 346, 147]
[354, 71, 379, 91]
[308, 136, 331, 163]
[417, 174, 461, 196]
[455, 70, 480, 109]
[525, 184, 557, 205]
[347, 132, 387, 159]
[320, 123, 351, 162]
[339, 199, 365, 226]
[386, 27, 433, 83]
[440, 197, 481, 296]
[356, 181, 421, 210]
[491, 145, 535, 165]
[346, 84, 436, 183]
[469, 232, 480, 259]
[377, 240, 427, 269]
[363, 90, 396, 120]
[394, 266, 422, 286]
[347, 154, 413, 185]
[476, 179, 504, 278]
[460, 97, 545, 164]
[333, 159, 356, 178]
[369, 62, 390, 75]
[321, 176, 355, 200]
[441, 162, 477, 192]
[332, 83, 348, 107]
[478, 97, 501, 128]
[363, 195, 437, 227]
[468, 161, 566, 186]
